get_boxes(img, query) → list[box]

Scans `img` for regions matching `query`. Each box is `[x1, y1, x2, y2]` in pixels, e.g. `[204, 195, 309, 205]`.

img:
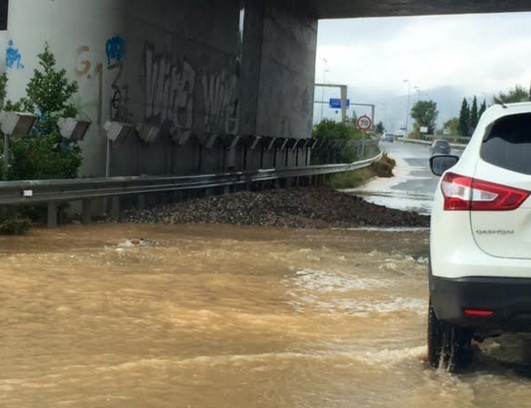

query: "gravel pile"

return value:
[121, 187, 429, 229]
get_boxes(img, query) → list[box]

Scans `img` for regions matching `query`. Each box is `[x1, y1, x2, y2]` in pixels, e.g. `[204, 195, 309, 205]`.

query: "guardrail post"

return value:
[173, 190, 183, 202]
[47, 202, 58, 228]
[137, 194, 146, 211]
[81, 199, 92, 225]
[110, 196, 120, 220]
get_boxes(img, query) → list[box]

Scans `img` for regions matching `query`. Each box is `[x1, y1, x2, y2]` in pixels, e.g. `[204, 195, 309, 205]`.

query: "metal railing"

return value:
[0, 142, 382, 228]
[401, 133, 470, 146]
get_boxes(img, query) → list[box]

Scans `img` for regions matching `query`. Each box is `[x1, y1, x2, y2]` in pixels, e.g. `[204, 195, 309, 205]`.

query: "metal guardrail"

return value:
[0, 149, 383, 227]
[399, 133, 470, 146]
[398, 138, 467, 149]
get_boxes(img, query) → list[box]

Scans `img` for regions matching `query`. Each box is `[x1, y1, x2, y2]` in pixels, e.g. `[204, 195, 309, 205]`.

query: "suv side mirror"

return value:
[430, 155, 459, 176]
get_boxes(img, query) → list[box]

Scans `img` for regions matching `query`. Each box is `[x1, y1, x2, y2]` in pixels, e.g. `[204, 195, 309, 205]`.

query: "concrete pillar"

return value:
[6, 0, 128, 177]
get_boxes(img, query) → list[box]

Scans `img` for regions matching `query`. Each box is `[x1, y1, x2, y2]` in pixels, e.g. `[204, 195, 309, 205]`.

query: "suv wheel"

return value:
[427, 300, 472, 371]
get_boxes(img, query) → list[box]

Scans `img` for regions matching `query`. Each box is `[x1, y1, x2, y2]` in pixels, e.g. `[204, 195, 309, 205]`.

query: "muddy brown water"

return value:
[1, 224, 531, 407]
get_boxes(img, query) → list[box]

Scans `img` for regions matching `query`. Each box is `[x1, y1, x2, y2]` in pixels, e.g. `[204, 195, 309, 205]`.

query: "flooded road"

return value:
[1, 224, 531, 407]
[349, 142, 440, 215]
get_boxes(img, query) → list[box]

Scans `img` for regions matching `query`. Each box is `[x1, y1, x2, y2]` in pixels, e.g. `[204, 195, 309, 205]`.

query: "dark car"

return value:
[380, 133, 394, 142]
[430, 139, 451, 155]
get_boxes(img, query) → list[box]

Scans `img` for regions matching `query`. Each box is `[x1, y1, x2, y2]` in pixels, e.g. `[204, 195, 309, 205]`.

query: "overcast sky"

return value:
[315, 11, 531, 129]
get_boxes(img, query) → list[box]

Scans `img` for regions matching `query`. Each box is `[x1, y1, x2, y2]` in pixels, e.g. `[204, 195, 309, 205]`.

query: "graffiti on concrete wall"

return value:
[106, 35, 126, 67]
[74, 36, 132, 125]
[108, 61, 132, 122]
[144, 44, 196, 142]
[75, 45, 92, 77]
[201, 70, 240, 134]
[6, 40, 24, 69]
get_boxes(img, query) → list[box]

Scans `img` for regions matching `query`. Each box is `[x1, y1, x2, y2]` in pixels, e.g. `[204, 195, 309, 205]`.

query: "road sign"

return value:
[329, 98, 350, 109]
[356, 115, 372, 131]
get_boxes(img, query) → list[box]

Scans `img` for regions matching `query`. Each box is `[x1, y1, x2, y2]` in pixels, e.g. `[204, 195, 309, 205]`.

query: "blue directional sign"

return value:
[329, 98, 350, 109]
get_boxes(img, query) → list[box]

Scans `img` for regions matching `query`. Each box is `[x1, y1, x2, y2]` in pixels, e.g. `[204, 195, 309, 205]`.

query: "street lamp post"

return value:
[320, 58, 328, 122]
[103, 121, 136, 177]
[379, 103, 388, 128]
[0, 112, 38, 180]
[404, 79, 412, 137]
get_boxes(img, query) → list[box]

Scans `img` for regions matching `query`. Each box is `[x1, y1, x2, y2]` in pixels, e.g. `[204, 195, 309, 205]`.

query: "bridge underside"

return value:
[307, 0, 531, 19]
[7, 0, 531, 178]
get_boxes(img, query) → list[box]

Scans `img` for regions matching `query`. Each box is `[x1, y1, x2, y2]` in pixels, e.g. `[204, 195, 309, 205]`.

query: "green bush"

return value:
[1, 44, 82, 181]
[8, 134, 81, 180]
[0, 44, 83, 234]
[311, 119, 366, 164]
[0, 215, 32, 235]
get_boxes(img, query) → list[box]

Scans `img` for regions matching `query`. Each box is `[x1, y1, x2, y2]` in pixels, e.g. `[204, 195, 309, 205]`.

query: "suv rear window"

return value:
[481, 112, 531, 175]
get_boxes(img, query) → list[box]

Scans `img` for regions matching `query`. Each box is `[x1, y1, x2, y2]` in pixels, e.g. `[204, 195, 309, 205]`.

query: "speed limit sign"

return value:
[356, 115, 372, 131]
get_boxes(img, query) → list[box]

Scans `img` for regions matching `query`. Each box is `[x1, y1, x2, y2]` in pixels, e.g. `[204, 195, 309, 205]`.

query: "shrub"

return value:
[0, 44, 83, 234]
[311, 119, 366, 164]
[2, 44, 82, 181]
[0, 215, 32, 235]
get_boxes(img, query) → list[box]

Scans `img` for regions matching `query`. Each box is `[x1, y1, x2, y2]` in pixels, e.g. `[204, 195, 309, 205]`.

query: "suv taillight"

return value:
[441, 172, 530, 211]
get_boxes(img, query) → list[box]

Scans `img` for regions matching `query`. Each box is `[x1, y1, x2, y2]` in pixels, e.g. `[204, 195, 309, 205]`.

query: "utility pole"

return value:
[315, 83, 349, 123]
[404, 79, 411, 136]
[320, 58, 328, 122]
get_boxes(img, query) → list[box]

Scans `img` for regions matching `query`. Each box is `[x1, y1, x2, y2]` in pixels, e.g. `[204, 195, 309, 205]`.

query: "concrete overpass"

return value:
[4, 0, 531, 178]
[307, 0, 531, 19]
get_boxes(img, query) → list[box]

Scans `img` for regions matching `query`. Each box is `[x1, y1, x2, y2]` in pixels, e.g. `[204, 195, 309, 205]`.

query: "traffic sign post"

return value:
[356, 115, 372, 131]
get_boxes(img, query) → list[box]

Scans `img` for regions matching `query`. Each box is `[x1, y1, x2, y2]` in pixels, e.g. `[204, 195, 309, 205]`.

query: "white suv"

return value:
[429, 102, 531, 371]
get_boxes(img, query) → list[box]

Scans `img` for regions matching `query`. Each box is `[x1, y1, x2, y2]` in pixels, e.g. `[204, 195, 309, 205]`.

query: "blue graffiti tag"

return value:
[106, 35, 126, 66]
[6, 40, 24, 69]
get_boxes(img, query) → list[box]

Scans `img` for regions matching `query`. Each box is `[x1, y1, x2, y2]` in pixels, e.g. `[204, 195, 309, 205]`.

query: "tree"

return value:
[493, 84, 530, 104]
[469, 96, 479, 133]
[479, 99, 487, 118]
[458, 98, 470, 137]
[2, 44, 82, 180]
[312, 119, 364, 164]
[410, 100, 438, 134]
[443, 117, 459, 136]
[375, 121, 385, 134]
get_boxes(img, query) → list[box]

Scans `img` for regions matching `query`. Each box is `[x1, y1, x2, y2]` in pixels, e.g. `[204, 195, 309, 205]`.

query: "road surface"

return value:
[347, 141, 442, 215]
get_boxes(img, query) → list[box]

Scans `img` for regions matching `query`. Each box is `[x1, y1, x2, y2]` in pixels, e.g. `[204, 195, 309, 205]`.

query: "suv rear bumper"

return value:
[430, 275, 531, 332]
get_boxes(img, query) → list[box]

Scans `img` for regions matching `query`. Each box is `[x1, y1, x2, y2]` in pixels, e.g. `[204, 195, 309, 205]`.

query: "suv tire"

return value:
[427, 300, 472, 371]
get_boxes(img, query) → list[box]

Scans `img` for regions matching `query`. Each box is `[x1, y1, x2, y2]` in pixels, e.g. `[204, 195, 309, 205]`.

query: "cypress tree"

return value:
[479, 99, 487, 118]
[469, 96, 479, 133]
[458, 98, 470, 137]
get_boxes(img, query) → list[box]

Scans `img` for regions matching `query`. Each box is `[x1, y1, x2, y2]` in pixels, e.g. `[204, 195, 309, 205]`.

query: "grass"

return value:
[327, 153, 397, 189]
